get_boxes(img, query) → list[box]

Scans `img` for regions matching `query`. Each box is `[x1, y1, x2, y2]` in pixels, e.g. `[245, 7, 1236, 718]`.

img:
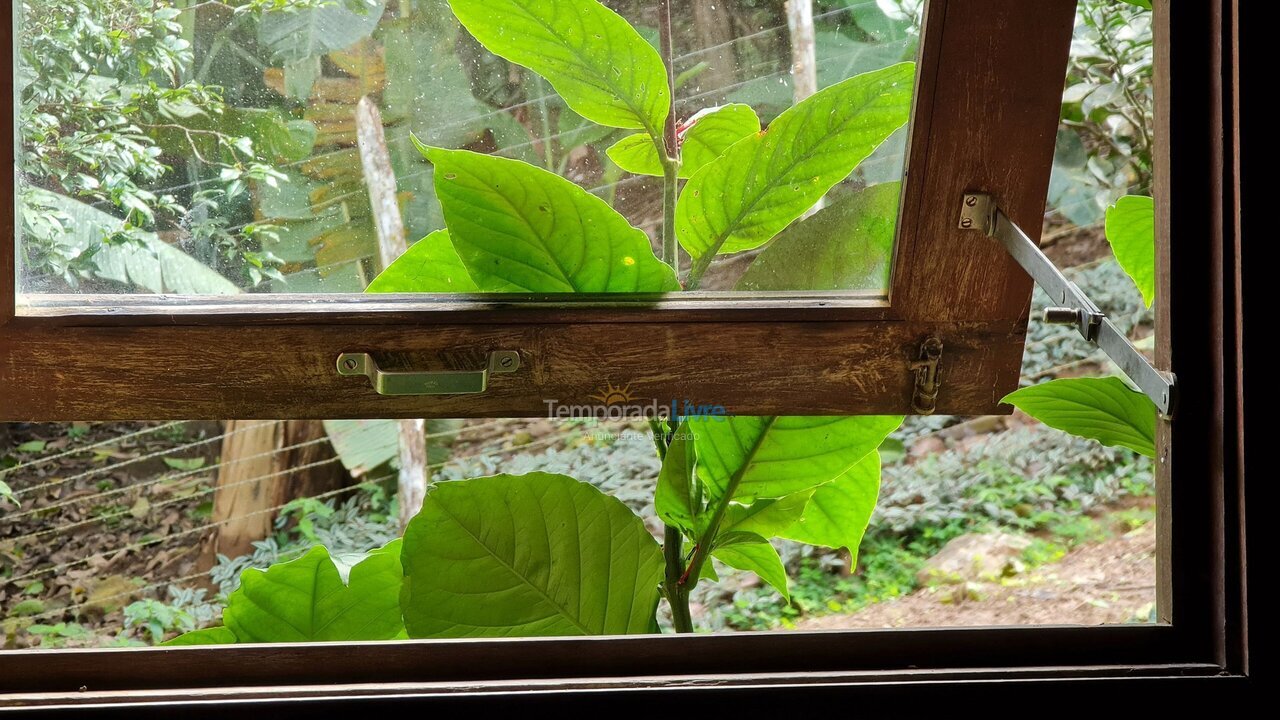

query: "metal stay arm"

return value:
[959, 193, 1177, 417]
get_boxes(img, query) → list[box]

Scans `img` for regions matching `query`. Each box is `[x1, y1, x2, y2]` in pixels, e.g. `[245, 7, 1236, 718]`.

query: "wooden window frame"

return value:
[0, 0, 1257, 711]
[0, 0, 1076, 421]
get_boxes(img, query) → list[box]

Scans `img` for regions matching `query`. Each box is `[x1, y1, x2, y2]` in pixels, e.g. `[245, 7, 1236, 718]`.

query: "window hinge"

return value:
[959, 192, 1177, 417]
[909, 336, 944, 415]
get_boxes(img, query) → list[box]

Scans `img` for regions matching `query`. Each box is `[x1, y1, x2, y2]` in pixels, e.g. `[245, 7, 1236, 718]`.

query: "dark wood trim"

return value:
[1153, 0, 1233, 667]
[0, 319, 1023, 420]
[1, 663, 1226, 710]
[0, 624, 1185, 696]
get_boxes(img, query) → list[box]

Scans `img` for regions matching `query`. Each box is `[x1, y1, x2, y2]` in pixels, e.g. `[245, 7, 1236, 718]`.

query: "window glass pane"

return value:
[15, 0, 921, 298]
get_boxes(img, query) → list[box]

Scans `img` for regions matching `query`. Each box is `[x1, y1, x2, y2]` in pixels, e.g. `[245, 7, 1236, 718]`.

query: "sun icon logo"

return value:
[590, 381, 636, 406]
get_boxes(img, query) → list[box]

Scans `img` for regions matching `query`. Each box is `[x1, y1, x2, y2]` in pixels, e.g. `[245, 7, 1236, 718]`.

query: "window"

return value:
[0, 0, 1254, 710]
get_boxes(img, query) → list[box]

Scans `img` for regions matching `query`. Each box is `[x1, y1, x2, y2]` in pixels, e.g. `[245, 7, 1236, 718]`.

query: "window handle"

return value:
[336, 351, 520, 396]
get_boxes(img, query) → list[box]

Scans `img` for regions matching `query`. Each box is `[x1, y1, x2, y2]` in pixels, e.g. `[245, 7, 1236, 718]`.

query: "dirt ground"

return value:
[797, 520, 1157, 630]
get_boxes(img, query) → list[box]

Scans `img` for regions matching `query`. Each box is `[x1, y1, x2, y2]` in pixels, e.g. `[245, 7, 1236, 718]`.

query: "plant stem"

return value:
[680, 418, 777, 590]
[658, 0, 681, 275]
[664, 525, 694, 633]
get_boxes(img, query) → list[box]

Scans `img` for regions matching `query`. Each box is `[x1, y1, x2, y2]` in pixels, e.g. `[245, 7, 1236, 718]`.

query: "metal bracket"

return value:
[337, 350, 520, 396]
[959, 192, 1177, 416]
[909, 336, 944, 415]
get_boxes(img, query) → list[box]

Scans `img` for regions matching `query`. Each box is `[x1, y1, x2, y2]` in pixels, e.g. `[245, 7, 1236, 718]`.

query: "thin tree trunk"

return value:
[786, 0, 818, 103]
[787, 0, 822, 214]
[355, 96, 430, 529]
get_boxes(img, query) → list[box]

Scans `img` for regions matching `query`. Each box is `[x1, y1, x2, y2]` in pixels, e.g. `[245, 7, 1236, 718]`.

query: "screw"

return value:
[342, 357, 359, 371]
[960, 217, 974, 229]
[964, 195, 978, 207]
[498, 354, 515, 369]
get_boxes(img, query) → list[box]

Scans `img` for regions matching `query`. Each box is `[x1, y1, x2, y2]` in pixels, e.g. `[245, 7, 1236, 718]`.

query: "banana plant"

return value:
[171, 0, 913, 643]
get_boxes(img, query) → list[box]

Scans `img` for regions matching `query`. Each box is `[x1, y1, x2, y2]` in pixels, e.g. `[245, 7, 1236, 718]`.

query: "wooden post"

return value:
[355, 96, 430, 529]
[200, 420, 348, 566]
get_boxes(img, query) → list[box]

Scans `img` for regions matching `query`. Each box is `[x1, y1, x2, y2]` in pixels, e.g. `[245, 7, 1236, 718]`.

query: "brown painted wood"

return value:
[890, 0, 1076, 397]
[0, 319, 1024, 420]
[0, 624, 1182, 695]
[1, 11, 14, 327]
[1153, 0, 1175, 626]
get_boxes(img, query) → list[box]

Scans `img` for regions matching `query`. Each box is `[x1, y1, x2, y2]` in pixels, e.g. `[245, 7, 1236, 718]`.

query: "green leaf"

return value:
[690, 415, 902, 503]
[718, 491, 814, 540]
[222, 542, 405, 643]
[736, 182, 900, 292]
[16, 440, 47, 453]
[1117, 0, 1152, 9]
[383, 14, 494, 149]
[400, 473, 664, 638]
[711, 531, 789, 601]
[447, 0, 669, 135]
[162, 457, 206, 471]
[654, 431, 700, 534]
[366, 230, 480, 293]
[423, 147, 678, 292]
[1002, 377, 1157, 458]
[0, 481, 14, 504]
[677, 63, 914, 266]
[607, 104, 761, 179]
[258, 0, 387, 62]
[1104, 195, 1156, 307]
[780, 451, 881, 555]
[162, 626, 237, 646]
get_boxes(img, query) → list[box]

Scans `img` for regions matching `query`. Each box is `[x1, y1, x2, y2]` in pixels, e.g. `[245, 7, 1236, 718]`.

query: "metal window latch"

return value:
[959, 192, 1177, 417]
[909, 336, 944, 415]
[336, 351, 520, 396]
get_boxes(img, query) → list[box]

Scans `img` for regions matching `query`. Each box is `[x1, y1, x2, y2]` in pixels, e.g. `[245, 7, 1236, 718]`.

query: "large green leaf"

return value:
[1104, 195, 1155, 307]
[718, 491, 814, 541]
[711, 531, 789, 601]
[423, 146, 678, 292]
[34, 189, 240, 295]
[607, 104, 761, 179]
[779, 451, 881, 554]
[654, 431, 701, 534]
[161, 626, 237, 646]
[677, 63, 914, 268]
[736, 182, 900, 292]
[257, 0, 387, 63]
[400, 473, 664, 638]
[689, 416, 902, 503]
[366, 230, 479, 293]
[222, 542, 405, 643]
[447, 0, 669, 135]
[1003, 377, 1157, 458]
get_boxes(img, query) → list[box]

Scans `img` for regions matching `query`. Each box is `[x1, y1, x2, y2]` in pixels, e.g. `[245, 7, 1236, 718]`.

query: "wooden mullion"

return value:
[891, 0, 1076, 324]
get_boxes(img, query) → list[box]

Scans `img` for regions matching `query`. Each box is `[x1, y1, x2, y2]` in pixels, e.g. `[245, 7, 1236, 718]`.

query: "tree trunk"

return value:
[691, 0, 738, 104]
[199, 420, 348, 567]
